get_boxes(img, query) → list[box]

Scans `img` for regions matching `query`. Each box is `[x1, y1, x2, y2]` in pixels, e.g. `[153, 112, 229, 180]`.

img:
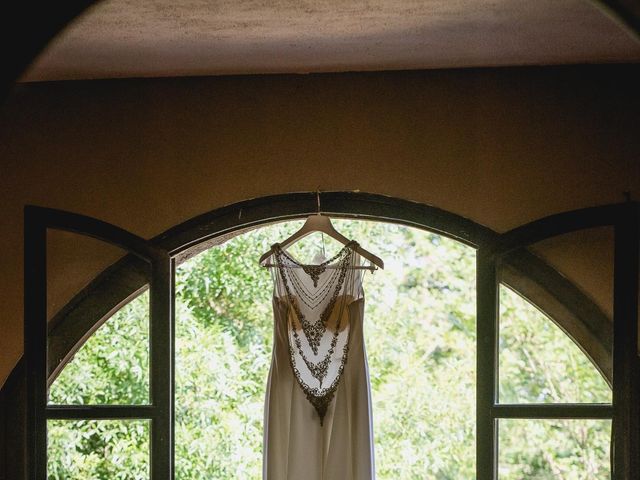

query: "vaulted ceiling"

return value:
[23, 0, 640, 82]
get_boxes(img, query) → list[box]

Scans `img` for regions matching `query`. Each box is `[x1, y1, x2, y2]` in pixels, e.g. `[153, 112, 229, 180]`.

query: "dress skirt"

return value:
[263, 296, 375, 480]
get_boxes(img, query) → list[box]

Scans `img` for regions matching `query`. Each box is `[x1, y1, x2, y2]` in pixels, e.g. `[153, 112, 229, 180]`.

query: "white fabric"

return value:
[263, 263, 375, 480]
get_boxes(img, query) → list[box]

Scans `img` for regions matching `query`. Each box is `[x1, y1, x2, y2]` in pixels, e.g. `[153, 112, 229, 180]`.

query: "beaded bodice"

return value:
[270, 241, 363, 424]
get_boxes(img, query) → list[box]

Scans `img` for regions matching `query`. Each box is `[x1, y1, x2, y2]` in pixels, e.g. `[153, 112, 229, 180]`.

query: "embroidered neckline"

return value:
[272, 241, 358, 288]
[272, 240, 358, 268]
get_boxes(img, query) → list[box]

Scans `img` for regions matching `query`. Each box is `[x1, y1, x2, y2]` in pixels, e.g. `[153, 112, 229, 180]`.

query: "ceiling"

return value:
[22, 0, 640, 82]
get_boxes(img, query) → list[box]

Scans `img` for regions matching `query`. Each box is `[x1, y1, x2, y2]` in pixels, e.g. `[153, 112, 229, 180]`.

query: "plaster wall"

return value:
[1, 65, 639, 387]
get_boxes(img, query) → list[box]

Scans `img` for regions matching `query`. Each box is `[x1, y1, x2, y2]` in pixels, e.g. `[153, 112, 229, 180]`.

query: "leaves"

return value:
[49, 293, 150, 405]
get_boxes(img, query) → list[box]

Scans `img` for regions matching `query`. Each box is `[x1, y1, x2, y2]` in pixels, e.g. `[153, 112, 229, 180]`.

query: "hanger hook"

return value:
[316, 188, 321, 215]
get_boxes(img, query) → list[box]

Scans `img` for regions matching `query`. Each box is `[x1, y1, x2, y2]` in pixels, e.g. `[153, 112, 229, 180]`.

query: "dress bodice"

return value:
[269, 242, 364, 422]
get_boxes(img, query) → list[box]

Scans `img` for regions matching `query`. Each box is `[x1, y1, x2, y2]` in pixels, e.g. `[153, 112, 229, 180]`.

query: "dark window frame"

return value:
[19, 193, 639, 479]
[476, 203, 640, 478]
[24, 206, 174, 479]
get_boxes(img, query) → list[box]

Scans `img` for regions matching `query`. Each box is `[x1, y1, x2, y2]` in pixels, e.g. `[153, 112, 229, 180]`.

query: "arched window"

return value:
[22, 194, 639, 479]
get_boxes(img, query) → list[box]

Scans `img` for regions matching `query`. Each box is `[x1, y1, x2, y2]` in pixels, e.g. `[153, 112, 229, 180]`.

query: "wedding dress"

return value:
[263, 241, 375, 480]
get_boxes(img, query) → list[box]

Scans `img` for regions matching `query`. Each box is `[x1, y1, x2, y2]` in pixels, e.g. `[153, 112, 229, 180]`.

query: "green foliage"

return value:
[499, 419, 611, 480]
[49, 292, 149, 405]
[48, 221, 612, 479]
[48, 420, 149, 480]
[498, 287, 611, 479]
[499, 286, 611, 404]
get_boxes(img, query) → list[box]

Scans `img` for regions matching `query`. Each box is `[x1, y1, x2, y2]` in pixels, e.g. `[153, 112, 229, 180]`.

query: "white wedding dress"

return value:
[263, 242, 375, 480]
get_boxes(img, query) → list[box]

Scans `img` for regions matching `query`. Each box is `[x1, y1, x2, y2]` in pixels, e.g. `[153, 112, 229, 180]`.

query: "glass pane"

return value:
[47, 419, 149, 479]
[175, 224, 294, 479]
[342, 221, 477, 479]
[499, 285, 611, 403]
[499, 419, 611, 479]
[498, 227, 613, 404]
[48, 292, 150, 405]
[174, 220, 477, 478]
[496, 227, 614, 477]
[47, 228, 150, 405]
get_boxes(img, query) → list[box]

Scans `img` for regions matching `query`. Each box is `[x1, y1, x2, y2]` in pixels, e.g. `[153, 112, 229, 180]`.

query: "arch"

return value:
[0, 191, 617, 479]
[43, 191, 612, 385]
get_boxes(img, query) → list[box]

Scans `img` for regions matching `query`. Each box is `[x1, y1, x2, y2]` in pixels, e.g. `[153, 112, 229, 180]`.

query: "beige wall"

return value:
[1, 65, 639, 387]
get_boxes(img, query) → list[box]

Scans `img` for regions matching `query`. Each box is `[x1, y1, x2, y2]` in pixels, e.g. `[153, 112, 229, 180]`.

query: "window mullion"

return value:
[612, 204, 640, 479]
[150, 255, 175, 480]
[477, 248, 499, 480]
[493, 403, 614, 419]
[24, 209, 47, 480]
[45, 404, 156, 420]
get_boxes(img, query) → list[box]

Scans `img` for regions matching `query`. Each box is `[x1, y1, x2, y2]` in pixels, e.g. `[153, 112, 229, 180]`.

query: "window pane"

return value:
[47, 419, 149, 479]
[174, 227, 282, 479]
[48, 292, 150, 405]
[174, 220, 477, 478]
[499, 419, 611, 479]
[499, 285, 611, 404]
[351, 222, 477, 479]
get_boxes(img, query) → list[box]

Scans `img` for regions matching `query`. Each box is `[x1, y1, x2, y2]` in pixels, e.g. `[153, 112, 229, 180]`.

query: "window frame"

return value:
[24, 206, 174, 480]
[476, 203, 640, 479]
[21, 193, 639, 479]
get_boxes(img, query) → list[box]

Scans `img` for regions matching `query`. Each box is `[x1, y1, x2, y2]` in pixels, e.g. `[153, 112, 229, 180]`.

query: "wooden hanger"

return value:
[259, 191, 384, 270]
